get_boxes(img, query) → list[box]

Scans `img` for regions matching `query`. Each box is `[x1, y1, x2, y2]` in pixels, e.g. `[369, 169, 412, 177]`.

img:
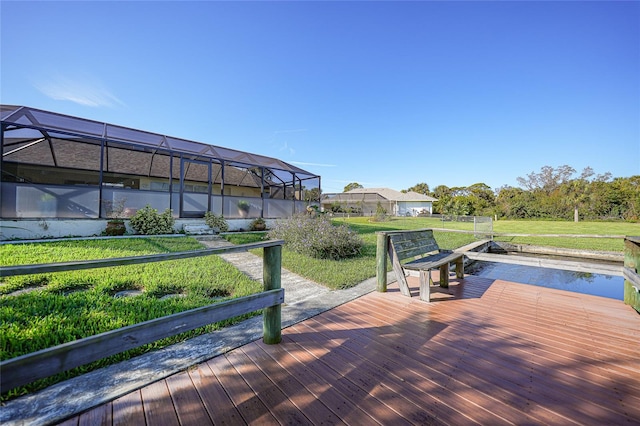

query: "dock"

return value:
[53, 274, 640, 425]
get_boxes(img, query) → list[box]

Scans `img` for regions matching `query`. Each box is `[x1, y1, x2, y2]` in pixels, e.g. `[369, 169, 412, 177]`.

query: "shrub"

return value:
[129, 205, 175, 235]
[369, 202, 389, 222]
[249, 217, 266, 231]
[268, 214, 363, 260]
[204, 211, 229, 233]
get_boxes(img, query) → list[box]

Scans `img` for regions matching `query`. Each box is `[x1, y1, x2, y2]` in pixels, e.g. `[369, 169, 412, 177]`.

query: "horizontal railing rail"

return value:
[0, 239, 284, 392]
[0, 240, 281, 277]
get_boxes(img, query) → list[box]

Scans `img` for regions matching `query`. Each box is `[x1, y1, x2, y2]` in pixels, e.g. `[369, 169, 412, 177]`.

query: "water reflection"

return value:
[466, 261, 623, 300]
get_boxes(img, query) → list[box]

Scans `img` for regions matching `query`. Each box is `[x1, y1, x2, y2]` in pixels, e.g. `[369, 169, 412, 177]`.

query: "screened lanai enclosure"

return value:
[0, 105, 321, 221]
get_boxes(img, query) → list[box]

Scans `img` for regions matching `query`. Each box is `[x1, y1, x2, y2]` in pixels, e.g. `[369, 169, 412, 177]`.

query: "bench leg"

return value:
[439, 264, 449, 288]
[455, 257, 464, 279]
[419, 270, 431, 302]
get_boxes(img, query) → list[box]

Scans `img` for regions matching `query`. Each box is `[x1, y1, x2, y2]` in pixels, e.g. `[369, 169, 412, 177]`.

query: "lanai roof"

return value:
[1, 105, 318, 181]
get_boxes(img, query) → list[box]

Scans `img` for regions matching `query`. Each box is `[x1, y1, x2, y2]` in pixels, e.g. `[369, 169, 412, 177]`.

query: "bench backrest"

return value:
[388, 229, 440, 261]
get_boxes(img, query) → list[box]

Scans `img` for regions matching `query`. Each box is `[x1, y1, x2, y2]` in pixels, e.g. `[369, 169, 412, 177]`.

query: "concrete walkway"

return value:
[1, 237, 386, 426]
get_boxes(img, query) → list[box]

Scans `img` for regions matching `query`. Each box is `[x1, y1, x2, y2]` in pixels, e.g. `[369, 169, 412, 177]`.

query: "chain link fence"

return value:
[388, 214, 493, 235]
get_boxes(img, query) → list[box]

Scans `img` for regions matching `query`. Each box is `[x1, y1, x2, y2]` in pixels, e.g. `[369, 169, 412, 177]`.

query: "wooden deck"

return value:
[56, 274, 640, 425]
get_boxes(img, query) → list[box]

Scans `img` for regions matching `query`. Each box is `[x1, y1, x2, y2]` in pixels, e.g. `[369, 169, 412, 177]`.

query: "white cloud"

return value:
[33, 74, 124, 108]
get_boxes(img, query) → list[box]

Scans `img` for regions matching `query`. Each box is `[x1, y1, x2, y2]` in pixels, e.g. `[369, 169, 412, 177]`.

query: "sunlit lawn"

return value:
[2, 218, 637, 400]
[0, 237, 261, 400]
[231, 216, 637, 290]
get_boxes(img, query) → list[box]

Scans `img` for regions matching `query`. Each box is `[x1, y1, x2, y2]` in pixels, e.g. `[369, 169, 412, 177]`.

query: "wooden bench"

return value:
[387, 229, 464, 302]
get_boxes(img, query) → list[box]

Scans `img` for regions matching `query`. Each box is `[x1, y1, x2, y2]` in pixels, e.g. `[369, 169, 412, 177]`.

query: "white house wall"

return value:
[0, 218, 275, 241]
[397, 201, 432, 216]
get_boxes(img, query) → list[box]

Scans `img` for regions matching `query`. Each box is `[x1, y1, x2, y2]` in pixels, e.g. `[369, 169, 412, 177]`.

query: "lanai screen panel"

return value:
[223, 162, 263, 197]
[2, 105, 321, 219]
[2, 134, 56, 167]
[51, 136, 101, 171]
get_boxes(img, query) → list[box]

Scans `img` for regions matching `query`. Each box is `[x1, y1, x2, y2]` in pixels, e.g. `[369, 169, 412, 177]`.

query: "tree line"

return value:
[345, 165, 640, 221]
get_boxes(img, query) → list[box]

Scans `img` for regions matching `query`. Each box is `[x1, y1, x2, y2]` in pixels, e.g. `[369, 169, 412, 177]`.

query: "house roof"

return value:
[344, 187, 438, 202]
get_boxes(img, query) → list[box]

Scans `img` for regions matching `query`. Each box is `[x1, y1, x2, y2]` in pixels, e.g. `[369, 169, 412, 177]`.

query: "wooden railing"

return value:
[624, 237, 640, 313]
[0, 240, 284, 392]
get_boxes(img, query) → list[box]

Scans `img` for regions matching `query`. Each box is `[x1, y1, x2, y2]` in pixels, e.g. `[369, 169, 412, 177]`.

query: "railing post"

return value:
[624, 236, 640, 312]
[376, 232, 388, 292]
[263, 244, 282, 344]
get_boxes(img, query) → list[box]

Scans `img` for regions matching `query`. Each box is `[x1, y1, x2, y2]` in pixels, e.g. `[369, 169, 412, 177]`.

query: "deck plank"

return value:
[314, 307, 550, 425]
[288, 321, 448, 425]
[164, 371, 213, 426]
[240, 342, 346, 425]
[329, 294, 560, 424]
[78, 400, 111, 426]
[188, 363, 244, 426]
[206, 353, 279, 425]
[112, 390, 145, 426]
[52, 276, 640, 425]
[302, 314, 521, 425]
[140, 379, 180, 426]
[224, 347, 312, 425]
[281, 332, 411, 426]
[253, 339, 378, 424]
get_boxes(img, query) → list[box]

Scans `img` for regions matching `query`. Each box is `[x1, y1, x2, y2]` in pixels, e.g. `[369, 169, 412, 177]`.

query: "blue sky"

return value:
[1, 1, 638, 194]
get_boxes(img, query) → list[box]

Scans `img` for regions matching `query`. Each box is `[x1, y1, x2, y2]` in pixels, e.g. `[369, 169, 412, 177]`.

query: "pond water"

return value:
[466, 261, 624, 300]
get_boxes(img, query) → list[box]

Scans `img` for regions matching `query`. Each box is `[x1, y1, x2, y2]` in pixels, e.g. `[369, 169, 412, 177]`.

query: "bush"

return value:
[204, 211, 229, 233]
[249, 217, 267, 231]
[268, 214, 363, 260]
[369, 202, 389, 222]
[129, 205, 175, 235]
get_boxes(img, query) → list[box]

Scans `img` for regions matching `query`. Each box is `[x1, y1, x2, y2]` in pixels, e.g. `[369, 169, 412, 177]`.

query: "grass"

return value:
[492, 220, 637, 252]
[0, 236, 261, 401]
[230, 217, 638, 291]
[3, 218, 638, 400]
[336, 216, 637, 251]
[225, 233, 375, 288]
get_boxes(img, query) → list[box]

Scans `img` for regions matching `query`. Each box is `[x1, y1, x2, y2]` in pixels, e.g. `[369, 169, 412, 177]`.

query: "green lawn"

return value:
[229, 217, 639, 291]
[2, 218, 638, 400]
[0, 237, 262, 400]
[491, 220, 638, 251]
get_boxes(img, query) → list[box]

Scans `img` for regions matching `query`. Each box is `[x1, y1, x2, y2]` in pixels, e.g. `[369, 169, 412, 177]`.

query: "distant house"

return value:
[321, 187, 437, 216]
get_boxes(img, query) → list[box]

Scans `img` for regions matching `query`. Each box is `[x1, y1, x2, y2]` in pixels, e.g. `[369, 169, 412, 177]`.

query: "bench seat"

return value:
[402, 250, 463, 272]
[387, 229, 464, 302]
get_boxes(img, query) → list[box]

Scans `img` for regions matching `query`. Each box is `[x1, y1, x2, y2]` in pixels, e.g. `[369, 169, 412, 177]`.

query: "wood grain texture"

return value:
[55, 275, 640, 425]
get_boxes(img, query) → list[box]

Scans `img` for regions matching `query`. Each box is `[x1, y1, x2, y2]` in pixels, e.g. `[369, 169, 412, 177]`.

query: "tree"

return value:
[465, 183, 496, 215]
[303, 187, 321, 203]
[560, 179, 589, 222]
[404, 183, 430, 195]
[432, 185, 451, 199]
[611, 176, 640, 220]
[517, 165, 576, 194]
[343, 182, 363, 192]
[431, 185, 451, 214]
[560, 167, 613, 222]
